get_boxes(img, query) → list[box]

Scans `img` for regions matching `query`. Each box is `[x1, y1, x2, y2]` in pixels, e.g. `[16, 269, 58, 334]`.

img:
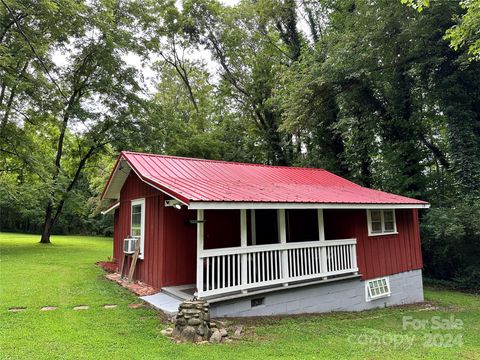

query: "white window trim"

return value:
[131, 198, 145, 259]
[365, 277, 391, 302]
[367, 209, 398, 236]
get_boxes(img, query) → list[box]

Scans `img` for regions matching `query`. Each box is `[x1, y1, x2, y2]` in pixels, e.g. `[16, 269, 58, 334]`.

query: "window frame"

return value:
[366, 209, 397, 236]
[365, 277, 391, 302]
[131, 198, 145, 259]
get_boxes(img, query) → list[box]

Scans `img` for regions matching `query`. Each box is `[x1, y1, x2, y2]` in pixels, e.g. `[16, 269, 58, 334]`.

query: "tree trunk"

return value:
[40, 201, 54, 243]
[39, 144, 98, 244]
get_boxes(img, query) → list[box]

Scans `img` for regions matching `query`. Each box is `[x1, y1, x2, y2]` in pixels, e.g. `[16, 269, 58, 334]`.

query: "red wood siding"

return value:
[162, 206, 196, 286]
[113, 172, 196, 289]
[323, 209, 423, 280]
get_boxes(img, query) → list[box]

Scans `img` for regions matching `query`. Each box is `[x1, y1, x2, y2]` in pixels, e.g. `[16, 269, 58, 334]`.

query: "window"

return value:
[367, 209, 397, 236]
[366, 277, 391, 301]
[131, 199, 145, 259]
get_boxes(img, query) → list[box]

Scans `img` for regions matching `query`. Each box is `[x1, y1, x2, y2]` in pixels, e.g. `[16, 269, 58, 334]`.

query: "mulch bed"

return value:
[105, 273, 158, 296]
[96, 261, 117, 273]
[96, 260, 159, 297]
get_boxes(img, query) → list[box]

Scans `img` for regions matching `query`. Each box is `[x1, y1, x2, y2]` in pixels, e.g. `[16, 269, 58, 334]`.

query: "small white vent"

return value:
[366, 277, 391, 301]
[123, 238, 138, 254]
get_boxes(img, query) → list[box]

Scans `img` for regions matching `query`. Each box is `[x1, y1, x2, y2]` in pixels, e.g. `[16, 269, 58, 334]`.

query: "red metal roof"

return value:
[102, 151, 428, 206]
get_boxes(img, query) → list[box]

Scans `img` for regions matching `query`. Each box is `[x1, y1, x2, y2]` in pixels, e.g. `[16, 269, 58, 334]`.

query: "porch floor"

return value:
[161, 284, 196, 301]
[162, 273, 361, 304]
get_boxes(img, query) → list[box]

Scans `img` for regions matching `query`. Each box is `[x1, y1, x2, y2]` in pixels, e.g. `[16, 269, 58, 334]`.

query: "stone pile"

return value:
[162, 300, 244, 343]
[172, 300, 211, 342]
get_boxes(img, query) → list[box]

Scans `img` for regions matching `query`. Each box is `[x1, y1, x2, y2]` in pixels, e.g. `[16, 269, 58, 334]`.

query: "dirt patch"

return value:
[128, 303, 144, 309]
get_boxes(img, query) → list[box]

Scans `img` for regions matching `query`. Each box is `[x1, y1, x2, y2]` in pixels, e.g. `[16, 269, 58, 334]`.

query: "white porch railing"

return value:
[198, 239, 358, 297]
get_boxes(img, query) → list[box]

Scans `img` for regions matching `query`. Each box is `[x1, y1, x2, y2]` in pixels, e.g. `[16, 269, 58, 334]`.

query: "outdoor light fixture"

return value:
[165, 199, 184, 209]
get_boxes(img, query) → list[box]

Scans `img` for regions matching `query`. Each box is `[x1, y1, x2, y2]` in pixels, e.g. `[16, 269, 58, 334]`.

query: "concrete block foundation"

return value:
[210, 270, 423, 317]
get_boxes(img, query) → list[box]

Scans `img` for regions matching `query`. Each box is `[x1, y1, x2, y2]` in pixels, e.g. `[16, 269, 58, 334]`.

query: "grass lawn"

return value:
[0, 233, 479, 359]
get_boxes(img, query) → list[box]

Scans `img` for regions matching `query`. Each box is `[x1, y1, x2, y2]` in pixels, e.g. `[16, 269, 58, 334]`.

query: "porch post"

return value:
[318, 209, 328, 278]
[278, 209, 289, 286]
[196, 209, 204, 296]
[240, 209, 248, 292]
[250, 209, 256, 245]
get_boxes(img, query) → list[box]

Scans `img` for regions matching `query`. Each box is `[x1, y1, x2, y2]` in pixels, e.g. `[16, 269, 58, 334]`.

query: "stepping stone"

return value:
[104, 304, 117, 309]
[128, 303, 142, 309]
[40, 306, 57, 311]
[8, 307, 26, 312]
[73, 305, 89, 310]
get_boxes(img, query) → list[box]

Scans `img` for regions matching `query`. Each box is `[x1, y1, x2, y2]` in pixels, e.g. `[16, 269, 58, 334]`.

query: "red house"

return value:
[101, 151, 429, 317]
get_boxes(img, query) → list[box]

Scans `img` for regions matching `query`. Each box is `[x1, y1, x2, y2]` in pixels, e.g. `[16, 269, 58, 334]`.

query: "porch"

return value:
[177, 208, 359, 300]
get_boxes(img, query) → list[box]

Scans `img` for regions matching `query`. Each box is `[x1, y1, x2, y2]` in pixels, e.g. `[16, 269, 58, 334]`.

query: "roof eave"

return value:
[187, 202, 430, 210]
[100, 201, 120, 215]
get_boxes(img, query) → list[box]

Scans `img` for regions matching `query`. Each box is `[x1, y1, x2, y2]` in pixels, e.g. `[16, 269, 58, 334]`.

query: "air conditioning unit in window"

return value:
[123, 238, 138, 254]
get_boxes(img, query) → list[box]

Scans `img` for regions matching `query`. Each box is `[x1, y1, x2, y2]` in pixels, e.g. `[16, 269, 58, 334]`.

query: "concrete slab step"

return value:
[140, 292, 182, 316]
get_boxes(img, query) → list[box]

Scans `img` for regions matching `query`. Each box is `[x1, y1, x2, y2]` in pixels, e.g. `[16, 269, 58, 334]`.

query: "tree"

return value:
[1, 0, 146, 243]
[181, 0, 308, 165]
[403, 0, 480, 61]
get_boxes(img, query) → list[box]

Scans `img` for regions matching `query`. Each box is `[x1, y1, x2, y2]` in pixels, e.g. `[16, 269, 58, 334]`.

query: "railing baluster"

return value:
[222, 255, 228, 288]
[336, 245, 340, 271]
[217, 256, 220, 289]
[206, 257, 210, 291]
[317, 248, 319, 273]
[231, 255, 235, 286]
[238, 254, 241, 285]
[276, 250, 279, 279]
[212, 256, 215, 290]
[304, 248, 307, 276]
[333, 246, 338, 271]
[296, 249, 300, 277]
[227, 254, 230, 287]
[288, 250, 291, 277]
[309, 248, 312, 275]
[261, 251, 265, 282]
[317, 248, 322, 274]
[348, 245, 351, 269]
[267, 251, 271, 281]
[253, 253, 257, 283]
[300, 248, 304, 276]
[308, 248, 312, 275]
[340, 245, 344, 270]
[281, 250, 283, 279]
[312, 248, 316, 274]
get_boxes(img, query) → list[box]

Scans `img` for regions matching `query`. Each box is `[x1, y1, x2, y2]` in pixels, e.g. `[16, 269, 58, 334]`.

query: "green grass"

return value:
[0, 233, 479, 359]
